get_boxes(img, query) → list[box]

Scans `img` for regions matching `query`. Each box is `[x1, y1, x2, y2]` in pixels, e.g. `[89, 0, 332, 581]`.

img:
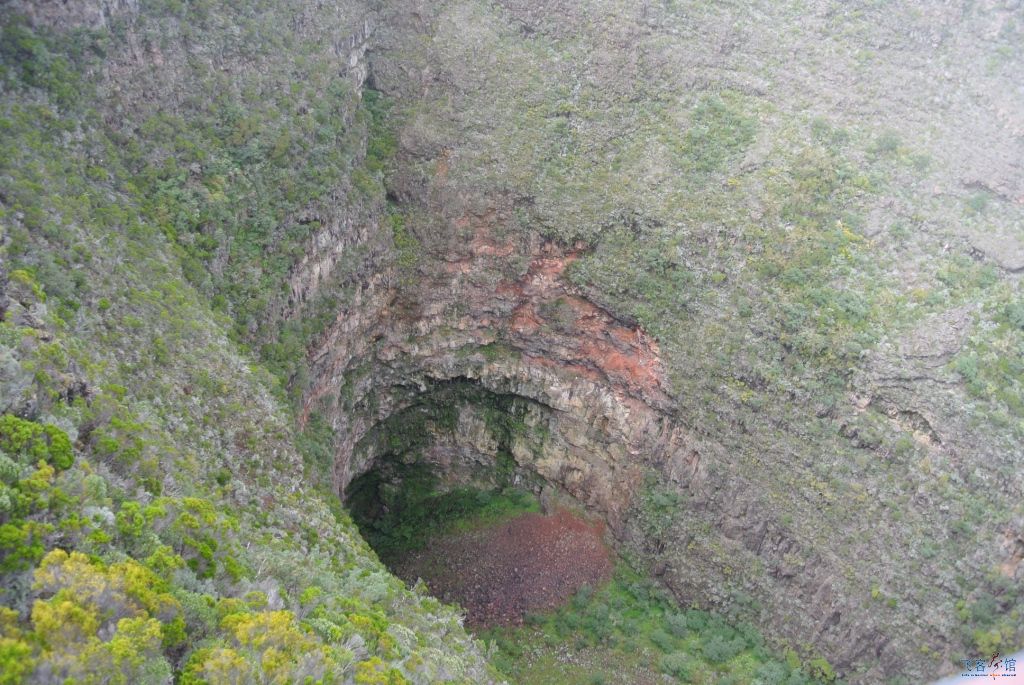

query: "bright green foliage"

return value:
[19, 550, 177, 683]
[158, 497, 242, 580]
[0, 415, 73, 471]
[115, 500, 166, 541]
[0, 607, 34, 685]
[355, 657, 411, 684]
[0, 518, 51, 573]
[181, 606, 413, 684]
[0, 416, 75, 571]
[7, 270, 46, 303]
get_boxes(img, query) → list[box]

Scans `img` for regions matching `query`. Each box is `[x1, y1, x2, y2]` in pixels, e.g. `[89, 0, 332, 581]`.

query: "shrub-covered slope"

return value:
[0, 2, 495, 683]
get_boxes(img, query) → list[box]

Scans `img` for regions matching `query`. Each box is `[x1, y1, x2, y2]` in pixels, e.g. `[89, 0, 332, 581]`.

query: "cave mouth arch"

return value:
[342, 377, 620, 627]
[343, 379, 554, 560]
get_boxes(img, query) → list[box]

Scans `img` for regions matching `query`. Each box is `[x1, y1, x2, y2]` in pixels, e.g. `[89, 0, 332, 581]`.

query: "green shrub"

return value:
[701, 634, 745, 663]
[0, 416, 73, 471]
[665, 611, 689, 637]
[869, 130, 901, 157]
[755, 662, 791, 685]
[650, 628, 675, 652]
[1004, 300, 1024, 331]
[659, 651, 694, 680]
[685, 609, 709, 632]
[807, 656, 836, 682]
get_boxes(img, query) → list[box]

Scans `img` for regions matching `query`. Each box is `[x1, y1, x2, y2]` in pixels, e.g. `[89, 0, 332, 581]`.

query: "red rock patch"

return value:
[393, 509, 613, 628]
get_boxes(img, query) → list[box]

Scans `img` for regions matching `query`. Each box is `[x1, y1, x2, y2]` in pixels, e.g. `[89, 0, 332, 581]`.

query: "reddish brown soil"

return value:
[393, 509, 613, 628]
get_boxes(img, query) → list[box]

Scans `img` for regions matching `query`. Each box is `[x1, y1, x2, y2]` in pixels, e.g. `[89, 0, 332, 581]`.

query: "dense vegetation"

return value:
[0, 410, 441, 684]
[0, 7, 493, 684]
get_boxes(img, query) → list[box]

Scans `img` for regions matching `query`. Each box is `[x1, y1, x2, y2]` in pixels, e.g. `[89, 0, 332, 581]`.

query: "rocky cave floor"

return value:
[392, 508, 614, 629]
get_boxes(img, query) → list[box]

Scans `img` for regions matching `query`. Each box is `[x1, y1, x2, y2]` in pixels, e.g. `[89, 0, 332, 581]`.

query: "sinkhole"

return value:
[344, 380, 615, 628]
[341, 380, 818, 684]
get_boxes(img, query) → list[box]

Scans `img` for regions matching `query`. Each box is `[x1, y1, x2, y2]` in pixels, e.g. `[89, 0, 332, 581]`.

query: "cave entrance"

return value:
[341, 380, 803, 684]
[343, 380, 614, 628]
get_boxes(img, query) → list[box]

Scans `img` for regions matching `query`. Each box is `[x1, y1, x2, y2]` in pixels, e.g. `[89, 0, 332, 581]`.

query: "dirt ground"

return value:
[393, 508, 614, 628]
